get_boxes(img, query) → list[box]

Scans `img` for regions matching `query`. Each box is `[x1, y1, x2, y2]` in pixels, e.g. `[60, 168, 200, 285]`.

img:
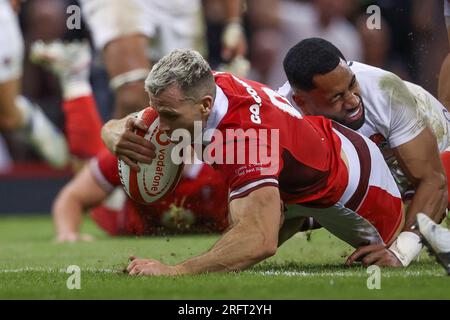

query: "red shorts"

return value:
[90, 201, 148, 236]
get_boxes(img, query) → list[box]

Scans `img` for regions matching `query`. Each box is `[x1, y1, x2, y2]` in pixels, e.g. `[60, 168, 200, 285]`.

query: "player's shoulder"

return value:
[213, 71, 266, 96]
[349, 61, 390, 79]
[350, 61, 404, 88]
[213, 72, 268, 126]
[350, 61, 406, 105]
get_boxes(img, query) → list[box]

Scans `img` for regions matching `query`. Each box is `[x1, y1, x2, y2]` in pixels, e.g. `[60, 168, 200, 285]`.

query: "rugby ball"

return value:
[118, 107, 184, 204]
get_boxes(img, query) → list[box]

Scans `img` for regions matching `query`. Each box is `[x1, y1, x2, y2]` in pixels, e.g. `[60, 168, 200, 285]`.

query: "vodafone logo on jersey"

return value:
[118, 108, 184, 205]
[156, 131, 171, 146]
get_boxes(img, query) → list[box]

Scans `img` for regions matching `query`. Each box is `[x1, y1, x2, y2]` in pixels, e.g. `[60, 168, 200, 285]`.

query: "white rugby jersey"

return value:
[278, 61, 450, 192]
[278, 61, 450, 152]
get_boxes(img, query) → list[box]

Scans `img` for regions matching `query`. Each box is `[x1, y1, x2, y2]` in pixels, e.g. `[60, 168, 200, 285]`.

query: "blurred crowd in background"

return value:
[0, 0, 448, 169]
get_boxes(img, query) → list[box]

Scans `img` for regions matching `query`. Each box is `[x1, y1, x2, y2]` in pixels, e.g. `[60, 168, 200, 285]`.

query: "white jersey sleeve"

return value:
[445, 0, 450, 17]
[348, 62, 428, 149]
[382, 74, 426, 148]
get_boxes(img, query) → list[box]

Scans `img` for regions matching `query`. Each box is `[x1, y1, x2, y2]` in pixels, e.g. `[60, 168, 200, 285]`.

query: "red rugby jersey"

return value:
[206, 72, 348, 207]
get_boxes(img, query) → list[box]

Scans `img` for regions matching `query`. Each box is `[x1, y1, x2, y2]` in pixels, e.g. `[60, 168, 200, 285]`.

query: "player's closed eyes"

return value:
[160, 112, 179, 120]
[349, 75, 356, 89]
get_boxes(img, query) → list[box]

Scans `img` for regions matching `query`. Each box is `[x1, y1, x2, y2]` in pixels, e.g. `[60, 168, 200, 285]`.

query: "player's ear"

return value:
[292, 92, 309, 115]
[199, 95, 213, 116]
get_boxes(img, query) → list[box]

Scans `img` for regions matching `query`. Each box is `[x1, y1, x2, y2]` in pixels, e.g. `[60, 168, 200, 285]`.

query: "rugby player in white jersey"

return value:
[279, 38, 450, 268]
[0, 0, 68, 167]
[79, 0, 247, 118]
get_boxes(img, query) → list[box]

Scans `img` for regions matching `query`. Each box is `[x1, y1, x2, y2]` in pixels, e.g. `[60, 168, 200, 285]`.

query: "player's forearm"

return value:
[404, 173, 447, 232]
[101, 118, 125, 154]
[101, 113, 137, 154]
[438, 53, 450, 110]
[388, 176, 446, 267]
[223, 0, 244, 22]
[176, 224, 277, 275]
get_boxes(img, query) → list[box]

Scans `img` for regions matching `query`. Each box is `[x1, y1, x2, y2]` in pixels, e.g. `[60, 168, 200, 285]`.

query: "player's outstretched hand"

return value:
[101, 116, 156, 172]
[126, 256, 181, 276]
[345, 243, 403, 267]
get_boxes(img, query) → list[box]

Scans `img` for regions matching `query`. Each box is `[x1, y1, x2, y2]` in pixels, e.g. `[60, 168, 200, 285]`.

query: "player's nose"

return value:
[344, 93, 360, 109]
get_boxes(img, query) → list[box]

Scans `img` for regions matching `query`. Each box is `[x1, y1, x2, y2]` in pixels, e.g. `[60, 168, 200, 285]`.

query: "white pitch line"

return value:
[250, 270, 445, 277]
[0, 267, 117, 274]
[0, 268, 445, 277]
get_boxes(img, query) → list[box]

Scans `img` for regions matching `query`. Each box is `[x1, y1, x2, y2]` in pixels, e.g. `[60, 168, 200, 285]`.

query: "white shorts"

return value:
[80, 0, 202, 59]
[0, 0, 24, 82]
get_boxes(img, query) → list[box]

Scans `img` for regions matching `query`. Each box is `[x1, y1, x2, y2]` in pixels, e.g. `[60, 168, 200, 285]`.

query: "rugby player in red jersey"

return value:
[102, 49, 407, 276]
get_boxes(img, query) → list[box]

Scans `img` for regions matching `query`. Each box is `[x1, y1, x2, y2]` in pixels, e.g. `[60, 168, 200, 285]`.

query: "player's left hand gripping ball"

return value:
[118, 107, 184, 204]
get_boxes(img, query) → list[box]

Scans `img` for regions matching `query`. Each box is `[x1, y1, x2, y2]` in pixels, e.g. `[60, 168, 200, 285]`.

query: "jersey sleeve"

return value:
[209, 127, 282, 201]
[89, 148, 121, 191]
[387, 75, 426, 148]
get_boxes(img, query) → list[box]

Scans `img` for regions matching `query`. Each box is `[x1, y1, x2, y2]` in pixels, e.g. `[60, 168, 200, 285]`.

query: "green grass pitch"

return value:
[0, 215, 449, 299]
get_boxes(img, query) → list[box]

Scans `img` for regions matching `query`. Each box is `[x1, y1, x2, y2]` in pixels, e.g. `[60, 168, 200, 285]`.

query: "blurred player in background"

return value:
[280, 38, 450, 267]
[0, 0, 68, 167]
[52, 148, 229, 242]
[79, 0, 247, 118]
[32, 38, 229, 241]
[30, 40, 104, 164]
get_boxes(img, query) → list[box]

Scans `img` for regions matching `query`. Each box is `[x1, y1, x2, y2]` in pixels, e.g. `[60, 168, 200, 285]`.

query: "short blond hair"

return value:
[144, 49, 215, 101]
